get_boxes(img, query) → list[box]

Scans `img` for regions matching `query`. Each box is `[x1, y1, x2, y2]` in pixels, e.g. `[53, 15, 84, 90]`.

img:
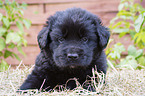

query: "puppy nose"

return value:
[67, 53, 79, 59]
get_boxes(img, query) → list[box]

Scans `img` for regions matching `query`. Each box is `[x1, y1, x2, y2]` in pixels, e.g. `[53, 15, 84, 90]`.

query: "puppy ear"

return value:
[37, 27, 49, 49]
[37, 16, 55, 49]
[93, 17, 110, 50]
[97, 23, 110, 50]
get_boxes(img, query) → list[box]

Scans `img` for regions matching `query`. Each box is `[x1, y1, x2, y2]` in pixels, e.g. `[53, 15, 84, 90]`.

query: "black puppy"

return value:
[20, 8, 110, 91]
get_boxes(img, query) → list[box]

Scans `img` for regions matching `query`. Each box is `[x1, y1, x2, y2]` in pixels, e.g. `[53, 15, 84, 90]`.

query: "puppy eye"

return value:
[58, 37, 65, 43]
[81, 37, 88, 43]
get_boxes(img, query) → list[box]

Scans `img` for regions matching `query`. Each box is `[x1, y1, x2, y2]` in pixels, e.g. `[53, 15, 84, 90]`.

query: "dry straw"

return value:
[0, 62, 145, 95]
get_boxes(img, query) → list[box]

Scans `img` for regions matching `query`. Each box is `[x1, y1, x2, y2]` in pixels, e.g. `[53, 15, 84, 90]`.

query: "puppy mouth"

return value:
[66, 60, 88, 68]
[67, 63, 84, 69]
[66, 60, 80, 67]
[69, 65, 76, 68]
[56, 54, 90, 68]
[58, 57, 80, 66]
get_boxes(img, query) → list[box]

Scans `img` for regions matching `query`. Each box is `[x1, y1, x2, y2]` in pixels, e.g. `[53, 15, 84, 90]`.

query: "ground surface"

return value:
[0, 63, 145, 96]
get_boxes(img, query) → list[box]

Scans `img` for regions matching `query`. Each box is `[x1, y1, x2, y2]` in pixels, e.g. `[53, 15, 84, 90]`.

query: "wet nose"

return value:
[67, 53, 79, 60]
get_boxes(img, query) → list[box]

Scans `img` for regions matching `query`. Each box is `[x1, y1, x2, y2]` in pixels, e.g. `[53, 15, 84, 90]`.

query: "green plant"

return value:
[118, 45, 143, 69]
[106, 42, 126, 67]
[107, 0, 145, 69]
[107, 43, 145, 69]
[110, 0, 145, 48]
[0, 0, 31, 71]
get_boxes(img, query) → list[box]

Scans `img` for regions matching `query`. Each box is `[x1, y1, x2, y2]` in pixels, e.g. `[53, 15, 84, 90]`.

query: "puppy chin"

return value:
[68, 62, 89, 69]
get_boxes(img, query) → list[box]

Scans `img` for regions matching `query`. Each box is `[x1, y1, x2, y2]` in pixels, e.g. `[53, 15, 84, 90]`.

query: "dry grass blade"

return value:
[0, 62, 145, 95]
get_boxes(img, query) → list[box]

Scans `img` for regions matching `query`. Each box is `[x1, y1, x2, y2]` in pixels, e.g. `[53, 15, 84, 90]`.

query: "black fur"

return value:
[19, 8, 110, 91]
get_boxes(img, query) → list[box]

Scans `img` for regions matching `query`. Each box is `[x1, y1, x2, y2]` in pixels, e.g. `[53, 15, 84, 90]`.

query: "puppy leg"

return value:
[95, 51, 108, 74]
[19, 71, 44, 90]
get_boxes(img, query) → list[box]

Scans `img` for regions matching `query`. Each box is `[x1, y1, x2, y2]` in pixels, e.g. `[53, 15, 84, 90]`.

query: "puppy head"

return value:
[37, 8, 110, 68]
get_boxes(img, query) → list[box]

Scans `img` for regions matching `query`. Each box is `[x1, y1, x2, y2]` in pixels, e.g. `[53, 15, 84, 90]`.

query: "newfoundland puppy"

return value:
[20, 8, 110, 91]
